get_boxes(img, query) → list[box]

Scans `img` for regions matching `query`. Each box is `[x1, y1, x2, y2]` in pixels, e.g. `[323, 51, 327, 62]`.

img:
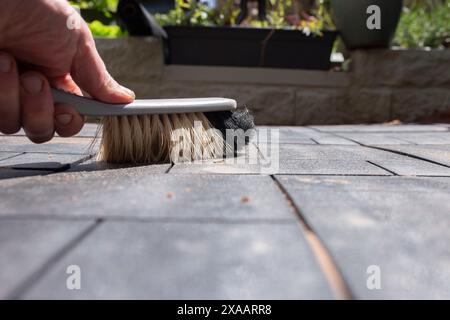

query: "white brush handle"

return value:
[51, 89, 237, 116]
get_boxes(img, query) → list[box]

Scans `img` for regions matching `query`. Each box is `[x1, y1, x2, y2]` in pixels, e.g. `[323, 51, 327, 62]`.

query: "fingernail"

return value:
[55, 114, 73, 126]
[120, 85, 135, 99]
[24, 128, 54, 142]
[0, 55, 12, 73]
[22, 75, 43, 94]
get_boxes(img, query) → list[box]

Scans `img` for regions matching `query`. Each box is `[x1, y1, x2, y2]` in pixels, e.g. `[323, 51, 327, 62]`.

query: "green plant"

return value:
[69, 0, 118, 16]
[69, 0, 126, 37]
[243, 0, 334, 35]
[155, 0, 239, 27]
[88, 20, 125, 37]
[393, 0, 450, 48]
[155, 0, 334, 36]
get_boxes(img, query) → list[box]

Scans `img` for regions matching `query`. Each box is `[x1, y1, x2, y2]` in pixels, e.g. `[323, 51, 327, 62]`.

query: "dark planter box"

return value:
[164, 26, 338, 70]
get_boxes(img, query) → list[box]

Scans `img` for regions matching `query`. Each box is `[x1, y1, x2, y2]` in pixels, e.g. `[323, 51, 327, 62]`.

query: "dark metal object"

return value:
[117, 0, 168, 37]
[331, 0, 403, 49]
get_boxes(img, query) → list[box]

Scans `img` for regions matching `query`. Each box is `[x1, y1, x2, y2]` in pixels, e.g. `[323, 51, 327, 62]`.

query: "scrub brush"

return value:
[52, 89, 255, 164]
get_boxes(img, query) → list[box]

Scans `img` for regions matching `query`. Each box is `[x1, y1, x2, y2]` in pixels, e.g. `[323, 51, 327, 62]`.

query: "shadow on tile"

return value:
[0, 168, 52, 180]
[68, 159, 171, 174]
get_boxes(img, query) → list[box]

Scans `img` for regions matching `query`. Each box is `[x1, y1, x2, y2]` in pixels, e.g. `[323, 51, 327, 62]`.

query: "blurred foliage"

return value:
[88, 20, 126, 37]
[68, 0, 450, 45]
[155, 0, 225, 27]
[394, 0, 450, 48]
[155, 0, 335, 36]
[69, 0, 127, 37]
[69, 0, 119, 15]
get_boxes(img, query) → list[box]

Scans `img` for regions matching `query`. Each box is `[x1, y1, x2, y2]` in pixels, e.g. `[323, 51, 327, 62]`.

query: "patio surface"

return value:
[1, 123, 450, 299]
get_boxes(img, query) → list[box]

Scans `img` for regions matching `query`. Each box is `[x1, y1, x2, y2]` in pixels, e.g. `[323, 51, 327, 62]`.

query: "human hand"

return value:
[0, 0, 135, 143]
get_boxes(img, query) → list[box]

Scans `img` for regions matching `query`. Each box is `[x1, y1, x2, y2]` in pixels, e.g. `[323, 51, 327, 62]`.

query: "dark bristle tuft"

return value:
[205, 108, 255, 154]
[205, 108, 255, 141]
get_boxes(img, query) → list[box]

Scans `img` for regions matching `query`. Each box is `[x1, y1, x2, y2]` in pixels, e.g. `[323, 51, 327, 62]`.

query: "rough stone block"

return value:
[95, 37, 164, 84]
[352, 49, 450, 87]
[391, 89, 450, 122]
[347, 88, 392, 123]
[295, 89, 347, 125]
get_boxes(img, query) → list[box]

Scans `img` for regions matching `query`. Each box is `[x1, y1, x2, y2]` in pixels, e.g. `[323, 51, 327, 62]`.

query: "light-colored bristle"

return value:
[97, 113, 229, 164]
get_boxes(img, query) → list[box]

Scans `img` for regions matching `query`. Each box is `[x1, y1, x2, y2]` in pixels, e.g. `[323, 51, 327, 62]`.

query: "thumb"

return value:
[70, 25, 135, 103]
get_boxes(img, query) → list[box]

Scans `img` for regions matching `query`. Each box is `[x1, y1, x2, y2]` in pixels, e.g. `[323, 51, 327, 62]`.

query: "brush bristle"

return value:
[97, 110, 254, 164]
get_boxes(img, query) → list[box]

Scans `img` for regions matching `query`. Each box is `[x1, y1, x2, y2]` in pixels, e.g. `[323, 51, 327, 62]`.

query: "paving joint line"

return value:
[0, 152, 25, 163]
[366, 160, 398, 176]
[165, 163, 175, 173]
[2, 154, 94, 175]
[318, 130, 450, 170]
[367, 145, 450, 169]
[270, 175, 354, 300]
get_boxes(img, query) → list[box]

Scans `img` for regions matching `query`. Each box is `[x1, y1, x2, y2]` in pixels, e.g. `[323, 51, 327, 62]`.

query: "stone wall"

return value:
[95, 37, 450, 125]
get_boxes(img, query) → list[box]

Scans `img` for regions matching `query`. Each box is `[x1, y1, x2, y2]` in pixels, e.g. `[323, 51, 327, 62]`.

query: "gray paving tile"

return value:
[311, 135, 358, 146]
[277, 175, 450, 192]
[311, 124, 449, 133]
[256, 126, 356, 145]
[375, 145, 450, 167]
[386, 132, 450, 145]
[24, 221, 332, 299]
[0, 168, 52, 180]
[0, 219, 96, 299]
[336, 133, 413, 145]
[171, 143, 269, 174]
[276, 175, 450, 299]
[0, 153, 91, 170]
[170, 155, 268, 174]
[278, 160, 391, 175]
[278, 145, 407, 161]
[0, 136, 99, 154]
[371, 159, 450, 176]
[171, 162, 264, 174]
[0, 172, 296, 221]
[259, 127, 317, 144]
[173, 158, 390, 176]
[0, 152, 22, 161]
